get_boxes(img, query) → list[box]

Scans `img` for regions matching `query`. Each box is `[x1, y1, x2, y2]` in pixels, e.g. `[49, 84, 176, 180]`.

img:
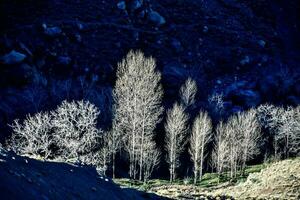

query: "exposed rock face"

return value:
[1, 50, 26, 65]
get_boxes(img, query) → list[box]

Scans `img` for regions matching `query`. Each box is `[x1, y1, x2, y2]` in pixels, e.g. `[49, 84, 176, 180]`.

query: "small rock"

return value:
[148, 10, 166, 26]
[91, 187, 97, 191]
[27, 178, 33, 183]
[130, 0, 143, 10]
[77, 23, 84, 30]
[105, 178, 109, 182]
[138, 10, 145, 18]
[258, 40, 266, 48]
[12, 156, 15, 160]
[203, 25, 209, 33]
[1, 50, 26, 65]
[117, 1, 126, 10]
[217, 80, 222, 84]
[70, 169, 74, 172]
[57, 56, 71, 65]
[43, 24, 62, 37]
[240, 55, 250, 65]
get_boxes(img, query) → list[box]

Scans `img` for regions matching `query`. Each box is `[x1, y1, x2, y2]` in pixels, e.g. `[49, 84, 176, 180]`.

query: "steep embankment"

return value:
[0, 149, 166, 200]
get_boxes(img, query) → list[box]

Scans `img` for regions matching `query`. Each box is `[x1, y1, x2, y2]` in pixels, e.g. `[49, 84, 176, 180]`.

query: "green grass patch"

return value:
[113, 163, 267, 190]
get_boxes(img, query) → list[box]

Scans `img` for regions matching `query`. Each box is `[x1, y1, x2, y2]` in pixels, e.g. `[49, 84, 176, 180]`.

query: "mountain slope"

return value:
[0, 149, 166, 200]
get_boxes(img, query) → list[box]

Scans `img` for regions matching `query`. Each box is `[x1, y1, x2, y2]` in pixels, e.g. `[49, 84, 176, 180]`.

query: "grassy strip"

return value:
[113, 163, 266, 190]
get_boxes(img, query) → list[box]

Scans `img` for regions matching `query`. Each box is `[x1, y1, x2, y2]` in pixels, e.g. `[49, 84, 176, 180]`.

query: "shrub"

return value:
[7, 112, 53, 159]
[52, 100, 101, 162]
[7, 100, 106, 168]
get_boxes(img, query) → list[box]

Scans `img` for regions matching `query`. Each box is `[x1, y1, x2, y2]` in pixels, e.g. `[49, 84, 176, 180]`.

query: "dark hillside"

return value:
[0, 149, 166, 200]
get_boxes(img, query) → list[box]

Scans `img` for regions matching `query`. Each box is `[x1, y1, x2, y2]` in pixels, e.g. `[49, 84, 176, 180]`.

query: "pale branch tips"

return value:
[7, 100, 110, 175]
[180, 78, 197, 109]
[165, 103, 188, 182]
[52, 100, 101, 162]
[8, 112, 53, 159]
[112, 50, 163, 181]
[189, 111, 212, 184]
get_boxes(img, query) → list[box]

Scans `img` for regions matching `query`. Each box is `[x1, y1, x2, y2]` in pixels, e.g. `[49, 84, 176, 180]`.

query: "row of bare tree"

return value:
[6, 51, 300, 184]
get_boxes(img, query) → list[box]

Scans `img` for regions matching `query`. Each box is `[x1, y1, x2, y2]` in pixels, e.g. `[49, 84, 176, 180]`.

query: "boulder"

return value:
[117, 1, 126, 10]
[148, 10, 166, 26]
[43, 24, 62, 37]
[240, 55, 250, 66]
[130, 0, 143, 11]
[258, 40, 266, 48]
[0, 50, 26, 65]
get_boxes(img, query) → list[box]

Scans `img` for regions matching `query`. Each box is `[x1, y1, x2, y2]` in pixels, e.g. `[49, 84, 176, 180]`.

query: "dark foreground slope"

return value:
[0, 149, 166, 200]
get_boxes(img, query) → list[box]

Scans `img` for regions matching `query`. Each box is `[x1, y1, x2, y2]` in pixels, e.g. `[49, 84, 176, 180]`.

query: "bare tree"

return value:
[179, 78, 197, 108]
[189, 111, 212, 184]
[278, 106, 300, 157]
[257, 104, 300, 158]
[217, 109, 261, 178]
[143, 136, 161, 183]
[107, 122, 121, 178]
[212, 121, 229, 182]
[290, 106, 300, 156]
[223, 118, 240, 178]
[82, 132, 111, 175]
[238, 109, 261, 171]
[113, 50, 163, 180]
[165, 103, 188, 182]
[208, 93, 225, 122]
[52, 100, 101, 163]
[7, 112, 53, 159]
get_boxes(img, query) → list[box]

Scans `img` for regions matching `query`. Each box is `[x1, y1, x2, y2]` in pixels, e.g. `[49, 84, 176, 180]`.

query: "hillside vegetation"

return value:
[115, 158, 300, 200]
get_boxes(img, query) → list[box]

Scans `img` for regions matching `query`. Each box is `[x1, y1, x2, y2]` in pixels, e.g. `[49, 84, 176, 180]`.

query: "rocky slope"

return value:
[212, 158, 300, 199]
[0, 148, 166, 200]
[1, 1, 300, 141]
[146, 158, 300, 199]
